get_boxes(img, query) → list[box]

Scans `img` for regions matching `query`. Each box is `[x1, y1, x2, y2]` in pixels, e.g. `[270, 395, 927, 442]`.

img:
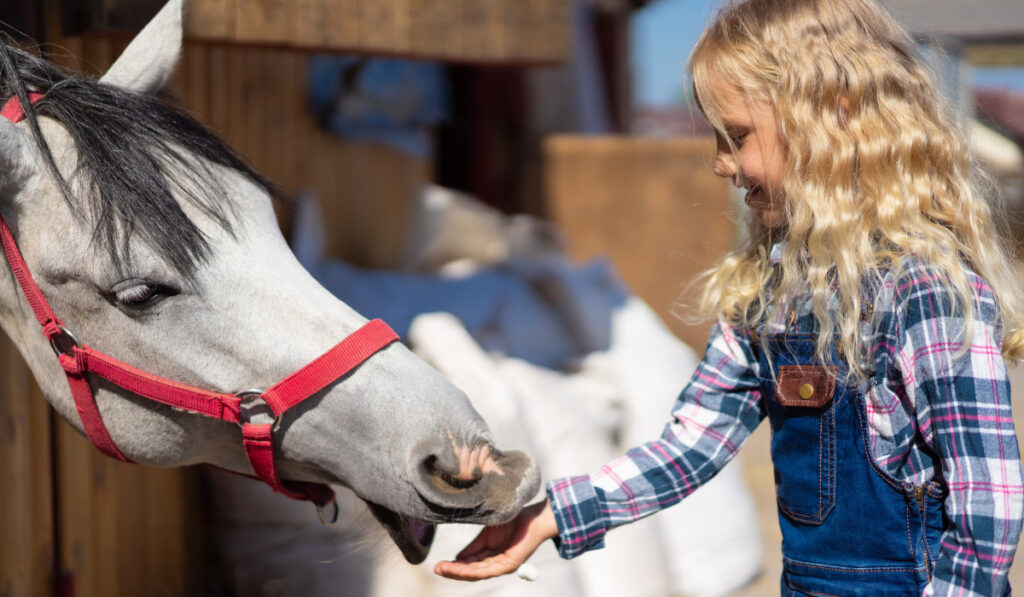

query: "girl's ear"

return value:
[99, 0, 184, 95]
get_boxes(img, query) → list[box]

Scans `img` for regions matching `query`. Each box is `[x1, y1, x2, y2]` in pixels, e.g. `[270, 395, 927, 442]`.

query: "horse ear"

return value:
[99, 0, 184, 95]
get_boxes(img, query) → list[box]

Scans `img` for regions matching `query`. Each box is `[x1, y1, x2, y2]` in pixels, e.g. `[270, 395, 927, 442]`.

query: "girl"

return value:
[435, 0, 1024, 595]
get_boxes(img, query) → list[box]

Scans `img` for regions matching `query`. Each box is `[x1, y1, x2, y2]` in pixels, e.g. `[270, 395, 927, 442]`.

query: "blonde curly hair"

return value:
[688, 0, 1024, 376]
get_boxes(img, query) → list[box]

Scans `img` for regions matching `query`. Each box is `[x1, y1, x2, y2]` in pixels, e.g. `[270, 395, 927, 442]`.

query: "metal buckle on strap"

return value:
[48, 325, 81, 357]
[317, 498, 339, 525]
[234, 389, 281, 432]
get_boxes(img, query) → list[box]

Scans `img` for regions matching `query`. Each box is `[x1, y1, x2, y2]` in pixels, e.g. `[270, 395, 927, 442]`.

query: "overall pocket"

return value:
[768, 364, 838, 525]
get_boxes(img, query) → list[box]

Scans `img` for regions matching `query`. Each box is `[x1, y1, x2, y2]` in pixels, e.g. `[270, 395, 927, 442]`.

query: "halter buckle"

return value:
[234, 389, 281, 432]
[48, 325, 81, 357]
[317, 498, 340, 526]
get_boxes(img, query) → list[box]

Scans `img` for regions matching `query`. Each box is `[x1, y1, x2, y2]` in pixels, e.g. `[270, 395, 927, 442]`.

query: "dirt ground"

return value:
[727, 330, 1024, 596]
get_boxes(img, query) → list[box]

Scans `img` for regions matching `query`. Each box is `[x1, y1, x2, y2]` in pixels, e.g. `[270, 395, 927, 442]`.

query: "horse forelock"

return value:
[0, 39, 278, 281]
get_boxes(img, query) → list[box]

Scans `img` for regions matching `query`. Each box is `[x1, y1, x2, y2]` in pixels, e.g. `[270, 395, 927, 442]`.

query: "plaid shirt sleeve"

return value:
[894, 264, 1024, 597]
[545, 321, 766, 559]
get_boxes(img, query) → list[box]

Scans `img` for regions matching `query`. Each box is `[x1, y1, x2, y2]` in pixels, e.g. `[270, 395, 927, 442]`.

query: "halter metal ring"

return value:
[234, 388, 281, 432]
[317, 498, 339, 526]
[49, 325, 81, 357]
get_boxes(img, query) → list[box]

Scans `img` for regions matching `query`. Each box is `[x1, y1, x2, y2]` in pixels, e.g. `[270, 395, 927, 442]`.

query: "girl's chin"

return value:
[745, 192, 786, 228]
[757, 209, 787, 228]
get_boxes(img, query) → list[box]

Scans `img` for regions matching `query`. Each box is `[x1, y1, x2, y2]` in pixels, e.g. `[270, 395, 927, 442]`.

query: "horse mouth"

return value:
[365, 502, 437, 564]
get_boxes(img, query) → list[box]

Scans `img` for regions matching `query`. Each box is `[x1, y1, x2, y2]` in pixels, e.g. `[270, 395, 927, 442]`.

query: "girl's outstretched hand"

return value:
[434, 499, 558, 581]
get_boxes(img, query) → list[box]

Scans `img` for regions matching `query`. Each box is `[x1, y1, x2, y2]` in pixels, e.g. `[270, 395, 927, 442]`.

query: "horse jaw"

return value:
[365, 502, 437, 564]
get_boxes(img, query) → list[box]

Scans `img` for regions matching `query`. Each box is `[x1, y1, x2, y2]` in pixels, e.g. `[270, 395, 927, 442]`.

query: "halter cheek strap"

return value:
[0, 93, 399, 510]
[1, 92, 44, 123]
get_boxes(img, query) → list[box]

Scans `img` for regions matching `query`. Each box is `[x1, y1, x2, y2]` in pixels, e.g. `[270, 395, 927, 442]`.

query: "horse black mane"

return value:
[0, 39, 278, 279]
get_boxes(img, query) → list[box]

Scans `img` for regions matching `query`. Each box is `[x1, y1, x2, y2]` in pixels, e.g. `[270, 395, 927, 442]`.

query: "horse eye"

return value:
[112, 280, 177, 308]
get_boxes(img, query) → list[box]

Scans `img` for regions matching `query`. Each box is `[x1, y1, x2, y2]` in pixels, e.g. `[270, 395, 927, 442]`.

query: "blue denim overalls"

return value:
[758, 332, 946, 596]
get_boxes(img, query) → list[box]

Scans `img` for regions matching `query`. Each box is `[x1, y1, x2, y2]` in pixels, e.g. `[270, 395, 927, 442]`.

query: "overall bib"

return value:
[759, 333, 946, 596]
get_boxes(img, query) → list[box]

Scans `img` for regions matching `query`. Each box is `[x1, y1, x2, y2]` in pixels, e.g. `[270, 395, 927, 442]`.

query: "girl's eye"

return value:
[112, 280, 177, 308]
[729, 132, 749, 145]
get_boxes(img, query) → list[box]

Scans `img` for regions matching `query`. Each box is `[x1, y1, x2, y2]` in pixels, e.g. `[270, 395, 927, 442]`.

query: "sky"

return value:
[629, 0, 1024, 109]
[630, 0, 722, 107]
[975, 67, 1024, 91]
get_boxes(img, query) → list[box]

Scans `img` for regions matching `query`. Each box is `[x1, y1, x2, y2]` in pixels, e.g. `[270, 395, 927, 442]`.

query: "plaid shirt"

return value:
[547, 256, 1023, 596]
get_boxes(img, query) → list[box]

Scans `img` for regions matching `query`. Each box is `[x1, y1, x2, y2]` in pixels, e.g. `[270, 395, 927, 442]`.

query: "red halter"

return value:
[1, 93, 399, 514]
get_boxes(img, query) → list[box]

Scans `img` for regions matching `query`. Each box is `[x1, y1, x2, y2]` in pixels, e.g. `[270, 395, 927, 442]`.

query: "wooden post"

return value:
[0, 338, 55, 597]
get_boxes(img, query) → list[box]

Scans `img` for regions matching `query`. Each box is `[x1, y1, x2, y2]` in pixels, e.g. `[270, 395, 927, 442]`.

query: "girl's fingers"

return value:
[455, 541, 485, 562]
[434, 554, 520, 580]
[455, 531, 500, 561]
[452, 546, 500, 564]
[456, 524, 515, 561]
[436, 500, 556, 581]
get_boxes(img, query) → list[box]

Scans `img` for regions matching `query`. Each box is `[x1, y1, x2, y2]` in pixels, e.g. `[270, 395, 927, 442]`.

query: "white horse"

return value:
[0, 0, 539, 566]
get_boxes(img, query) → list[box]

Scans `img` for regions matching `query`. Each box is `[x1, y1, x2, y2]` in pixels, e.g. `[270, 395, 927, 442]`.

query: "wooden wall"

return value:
[184, 0, 570, 63]
[0, 304, 203, 594]
[0, 342, 54, 597]
[543, 135, 735, 355]
[0, 353, 203, 597]
[172, 41, 431, 267]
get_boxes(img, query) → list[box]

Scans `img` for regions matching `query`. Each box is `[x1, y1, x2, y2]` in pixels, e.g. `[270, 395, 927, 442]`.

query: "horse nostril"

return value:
[421, 453, 482, 491]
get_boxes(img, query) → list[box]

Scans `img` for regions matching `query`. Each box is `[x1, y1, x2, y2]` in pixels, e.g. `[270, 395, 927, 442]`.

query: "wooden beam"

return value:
[965, 43, 1024, 67]
[75, 0, 571, 64]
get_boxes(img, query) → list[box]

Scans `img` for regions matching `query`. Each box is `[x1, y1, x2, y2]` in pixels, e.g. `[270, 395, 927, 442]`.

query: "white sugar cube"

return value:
[516, 563, 540, 582]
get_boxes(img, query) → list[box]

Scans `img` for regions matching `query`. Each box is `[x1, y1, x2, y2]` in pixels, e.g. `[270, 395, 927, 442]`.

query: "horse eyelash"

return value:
[114, 281, 180, 307]
[115, 284, 158, 305]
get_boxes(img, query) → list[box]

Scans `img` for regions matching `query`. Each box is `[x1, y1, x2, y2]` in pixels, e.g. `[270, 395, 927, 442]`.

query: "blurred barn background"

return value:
[1, 1, 1022, 596]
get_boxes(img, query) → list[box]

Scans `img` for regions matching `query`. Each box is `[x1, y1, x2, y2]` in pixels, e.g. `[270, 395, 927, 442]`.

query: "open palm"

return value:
[434, 500, 557, 581]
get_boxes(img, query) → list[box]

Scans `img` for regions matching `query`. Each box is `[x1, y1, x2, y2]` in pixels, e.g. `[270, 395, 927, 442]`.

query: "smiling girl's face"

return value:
[708, 81, 788, 228]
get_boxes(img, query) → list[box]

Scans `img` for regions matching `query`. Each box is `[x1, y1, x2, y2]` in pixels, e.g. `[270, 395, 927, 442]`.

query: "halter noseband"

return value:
[1, 93, 399, 516]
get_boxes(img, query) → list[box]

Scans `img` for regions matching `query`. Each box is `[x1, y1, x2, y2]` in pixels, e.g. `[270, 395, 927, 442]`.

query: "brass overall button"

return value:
[799, 383, 815, 400]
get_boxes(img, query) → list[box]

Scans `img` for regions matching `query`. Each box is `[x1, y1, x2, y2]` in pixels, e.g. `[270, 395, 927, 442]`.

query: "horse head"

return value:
[0, 0, 539, 563]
